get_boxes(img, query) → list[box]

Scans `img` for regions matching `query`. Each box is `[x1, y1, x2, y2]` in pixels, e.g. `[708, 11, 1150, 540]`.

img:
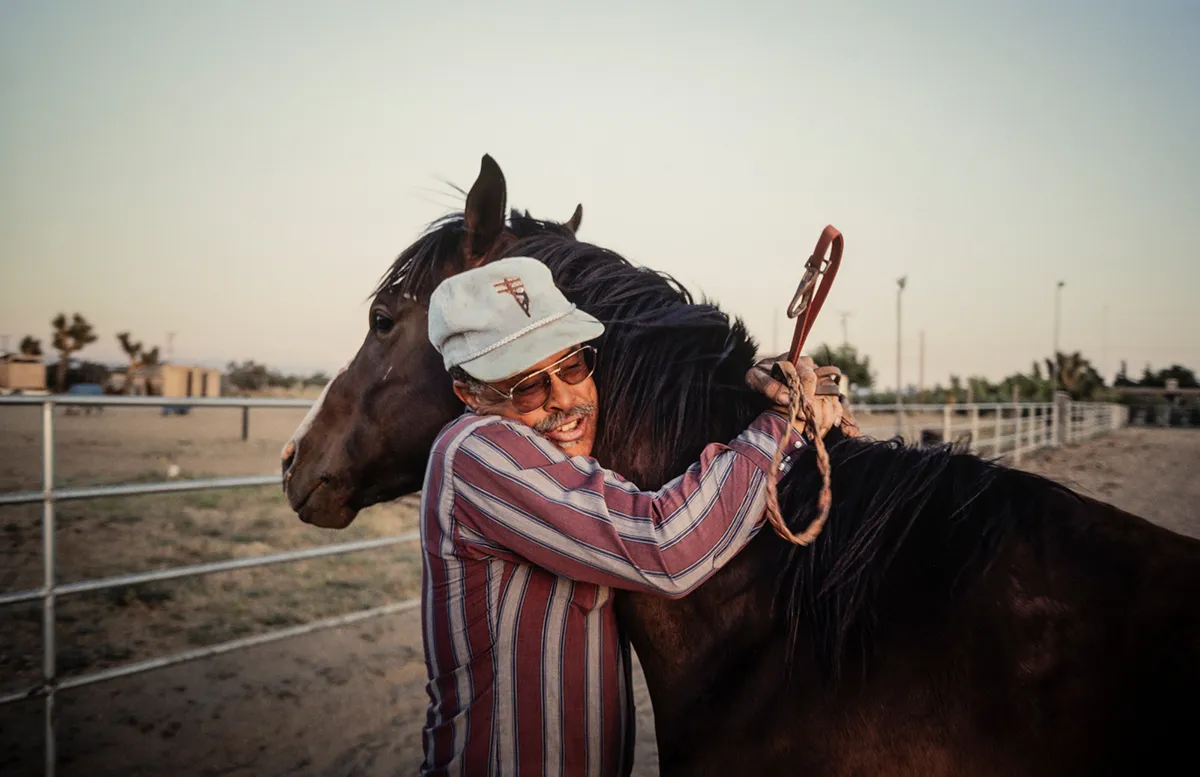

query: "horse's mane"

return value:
[496, 234, 1047, 680]
[501, 234, 770, 485]
[768, 435, 1063, 679]
[372, 209, 578, 300]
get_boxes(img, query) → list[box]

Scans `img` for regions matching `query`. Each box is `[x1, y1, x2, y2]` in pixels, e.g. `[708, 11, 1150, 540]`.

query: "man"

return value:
[419, 256, 844, 777]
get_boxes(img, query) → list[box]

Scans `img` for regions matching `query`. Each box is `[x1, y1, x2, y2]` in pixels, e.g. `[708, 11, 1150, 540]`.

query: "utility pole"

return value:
[896, 276, 907, 436]
[918, 330, 925, 404]
[1101, 304, 1109, 383]
[838, 311, 852, 346]
[1050, 281, 1064, 396]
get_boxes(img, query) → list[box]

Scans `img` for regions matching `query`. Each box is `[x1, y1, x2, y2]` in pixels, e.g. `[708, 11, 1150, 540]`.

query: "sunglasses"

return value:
[482, 345, 597, 414]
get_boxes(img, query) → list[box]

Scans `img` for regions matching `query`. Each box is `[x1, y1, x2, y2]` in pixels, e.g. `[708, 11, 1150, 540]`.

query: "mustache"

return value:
[533, 403, 597, 433]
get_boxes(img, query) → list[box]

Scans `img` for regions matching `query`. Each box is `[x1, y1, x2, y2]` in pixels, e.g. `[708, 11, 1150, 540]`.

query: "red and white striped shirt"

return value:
[418, 409, 796, 777]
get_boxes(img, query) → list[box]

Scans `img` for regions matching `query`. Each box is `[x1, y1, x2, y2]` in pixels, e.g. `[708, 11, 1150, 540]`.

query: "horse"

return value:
[282, 155, 1200, 775]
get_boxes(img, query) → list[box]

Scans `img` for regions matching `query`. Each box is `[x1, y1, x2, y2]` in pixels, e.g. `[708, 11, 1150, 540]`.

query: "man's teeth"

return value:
[556, 419, 581, 433]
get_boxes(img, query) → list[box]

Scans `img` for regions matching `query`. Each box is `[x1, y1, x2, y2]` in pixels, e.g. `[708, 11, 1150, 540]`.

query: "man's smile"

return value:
[543, 415, 587, 448]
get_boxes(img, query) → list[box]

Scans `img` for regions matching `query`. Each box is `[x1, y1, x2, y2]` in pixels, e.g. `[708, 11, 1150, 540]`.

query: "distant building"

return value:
[144, 363, 223, 398]
[0, 353, 47, 393]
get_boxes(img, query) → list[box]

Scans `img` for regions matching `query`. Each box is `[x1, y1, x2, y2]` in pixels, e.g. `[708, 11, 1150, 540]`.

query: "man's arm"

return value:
[445, 410, 800, 598]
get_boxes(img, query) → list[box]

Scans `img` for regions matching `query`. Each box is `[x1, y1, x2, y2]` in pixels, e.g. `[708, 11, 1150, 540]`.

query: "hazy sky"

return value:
[2, 1, 1196, 388]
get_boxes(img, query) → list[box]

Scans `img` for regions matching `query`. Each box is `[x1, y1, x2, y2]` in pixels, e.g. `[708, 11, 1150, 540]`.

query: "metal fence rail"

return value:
[0, 394, 421, 777]
[848, 398, 1126, 463]
[0, 392, 1129, 776]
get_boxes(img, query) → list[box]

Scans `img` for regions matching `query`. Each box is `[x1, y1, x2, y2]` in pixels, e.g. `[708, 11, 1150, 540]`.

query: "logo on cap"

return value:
[493, 277, 531, 317]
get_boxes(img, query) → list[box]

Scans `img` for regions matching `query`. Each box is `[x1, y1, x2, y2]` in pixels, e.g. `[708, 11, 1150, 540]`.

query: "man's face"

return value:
[453, 345, 600, 457]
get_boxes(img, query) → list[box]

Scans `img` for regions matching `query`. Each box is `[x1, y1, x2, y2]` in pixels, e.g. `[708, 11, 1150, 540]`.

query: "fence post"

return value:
[42, 400, 58, 777]
[943, 405, 952, 447]
[241, 407, 250, 442]
[1011, 387, 1022, 463]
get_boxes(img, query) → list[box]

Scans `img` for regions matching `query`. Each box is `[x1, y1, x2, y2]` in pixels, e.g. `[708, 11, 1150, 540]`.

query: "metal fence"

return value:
[0, 394, 421, 777]
[0, 393, 1129, 776]
[838, 398, 1127, 463]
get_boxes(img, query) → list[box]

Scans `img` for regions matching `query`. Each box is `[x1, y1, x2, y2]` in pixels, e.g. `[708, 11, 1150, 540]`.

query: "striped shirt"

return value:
[418, 408, 797, 777]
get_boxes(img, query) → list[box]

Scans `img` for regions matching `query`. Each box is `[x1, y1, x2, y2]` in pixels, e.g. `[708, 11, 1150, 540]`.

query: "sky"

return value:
[1, 0, 1197, 389]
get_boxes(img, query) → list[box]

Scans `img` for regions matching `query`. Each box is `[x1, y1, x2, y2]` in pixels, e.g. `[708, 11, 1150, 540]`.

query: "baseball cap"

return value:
[427, 257, 605, 382]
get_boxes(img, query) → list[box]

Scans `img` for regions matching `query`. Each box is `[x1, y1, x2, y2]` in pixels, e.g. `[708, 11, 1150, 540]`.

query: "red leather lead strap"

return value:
[787, 225, 844, 364]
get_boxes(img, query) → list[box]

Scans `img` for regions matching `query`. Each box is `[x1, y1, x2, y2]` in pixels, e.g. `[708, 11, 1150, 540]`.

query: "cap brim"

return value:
[459, 308, 605, 383]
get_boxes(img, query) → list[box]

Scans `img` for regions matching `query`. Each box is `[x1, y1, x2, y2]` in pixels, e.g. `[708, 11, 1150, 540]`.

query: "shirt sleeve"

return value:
[447, 409, 800, 598]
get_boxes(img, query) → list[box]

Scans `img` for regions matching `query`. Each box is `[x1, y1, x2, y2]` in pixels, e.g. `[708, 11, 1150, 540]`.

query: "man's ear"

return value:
[452, 381, 480, 410]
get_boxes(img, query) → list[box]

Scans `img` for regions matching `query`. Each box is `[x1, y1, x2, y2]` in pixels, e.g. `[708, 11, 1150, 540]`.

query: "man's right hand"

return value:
[745, 354, 844, 439]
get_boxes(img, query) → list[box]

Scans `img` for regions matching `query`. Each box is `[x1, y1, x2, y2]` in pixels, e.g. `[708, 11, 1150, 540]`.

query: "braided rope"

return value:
[764, 362, 833, 546]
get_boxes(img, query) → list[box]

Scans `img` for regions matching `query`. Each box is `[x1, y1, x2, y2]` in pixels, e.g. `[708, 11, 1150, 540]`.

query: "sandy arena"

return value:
[1, 405, 1197, 777]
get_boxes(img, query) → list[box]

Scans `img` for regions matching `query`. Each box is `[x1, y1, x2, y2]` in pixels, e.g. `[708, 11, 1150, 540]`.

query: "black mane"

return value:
[768, 435, 1061, 679]
[496, 234, 1045, 679]
[502, 234, 770, 486]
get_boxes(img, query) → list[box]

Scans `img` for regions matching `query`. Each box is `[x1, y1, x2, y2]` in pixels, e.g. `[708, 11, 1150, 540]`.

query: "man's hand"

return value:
[745, 354, 845, 439]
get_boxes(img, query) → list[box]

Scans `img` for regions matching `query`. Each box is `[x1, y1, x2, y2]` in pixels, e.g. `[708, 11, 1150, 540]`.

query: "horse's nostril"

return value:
[281, 440, 297, 480]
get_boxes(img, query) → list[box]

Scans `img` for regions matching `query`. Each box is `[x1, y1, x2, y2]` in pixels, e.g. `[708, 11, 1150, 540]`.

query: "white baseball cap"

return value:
[427, 256, 605, 382]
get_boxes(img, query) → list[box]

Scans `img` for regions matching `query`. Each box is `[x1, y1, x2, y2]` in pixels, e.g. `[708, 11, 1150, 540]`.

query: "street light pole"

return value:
[1051, 281, 1064, 397]
[896, 276, 907, 437]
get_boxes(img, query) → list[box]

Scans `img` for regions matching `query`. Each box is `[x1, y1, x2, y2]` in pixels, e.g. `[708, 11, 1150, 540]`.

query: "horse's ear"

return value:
[464, 154, 508, 267]
[565, 204, 583, 235]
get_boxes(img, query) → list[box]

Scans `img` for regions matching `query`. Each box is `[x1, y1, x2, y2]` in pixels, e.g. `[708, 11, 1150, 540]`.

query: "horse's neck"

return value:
[613, 381, 775, 730]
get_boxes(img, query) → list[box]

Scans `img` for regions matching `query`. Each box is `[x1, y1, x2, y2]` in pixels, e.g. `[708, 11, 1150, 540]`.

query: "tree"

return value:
[809, 342, 874, 389]
[303, 371, 330, 387]
[19, 336, 42, 356]
[226, 360, 271, 391]
[1113, 360, 1136, 387]
[1045, 351, 1105, 400]
[51, 313, 98, 391]
[116, 331, 144, 394]
[1149, 364, 1198, 389]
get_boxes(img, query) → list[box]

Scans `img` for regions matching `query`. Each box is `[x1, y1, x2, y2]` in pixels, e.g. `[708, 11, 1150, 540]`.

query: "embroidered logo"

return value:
[493, 277, 531, 317]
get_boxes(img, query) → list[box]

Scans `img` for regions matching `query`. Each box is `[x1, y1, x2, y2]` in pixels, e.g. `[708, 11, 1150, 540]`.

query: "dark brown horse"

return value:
[283, 155, 1200, 776]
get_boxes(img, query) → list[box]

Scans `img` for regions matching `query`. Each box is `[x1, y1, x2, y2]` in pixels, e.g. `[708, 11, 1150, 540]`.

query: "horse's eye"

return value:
[372, 311, 394, 336]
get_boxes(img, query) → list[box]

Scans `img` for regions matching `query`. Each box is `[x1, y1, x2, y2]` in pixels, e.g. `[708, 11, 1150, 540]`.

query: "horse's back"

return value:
[652, 487, 1200, 777]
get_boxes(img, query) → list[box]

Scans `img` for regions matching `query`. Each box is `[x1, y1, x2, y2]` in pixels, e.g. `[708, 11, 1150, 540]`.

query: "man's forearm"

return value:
[449, 410, 798, 595]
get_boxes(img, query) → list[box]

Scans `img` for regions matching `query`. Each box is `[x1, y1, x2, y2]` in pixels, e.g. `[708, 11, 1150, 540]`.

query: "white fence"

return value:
[849, 399, 1127, 463]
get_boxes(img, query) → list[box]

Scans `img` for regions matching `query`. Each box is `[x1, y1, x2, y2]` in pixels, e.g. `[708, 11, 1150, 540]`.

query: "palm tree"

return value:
[1045, 351, 1105, 400]
[52, 313, 98, 391]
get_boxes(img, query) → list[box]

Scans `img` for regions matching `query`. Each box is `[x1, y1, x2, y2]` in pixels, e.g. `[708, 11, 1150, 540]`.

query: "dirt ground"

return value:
[1, 406, 1197, 777]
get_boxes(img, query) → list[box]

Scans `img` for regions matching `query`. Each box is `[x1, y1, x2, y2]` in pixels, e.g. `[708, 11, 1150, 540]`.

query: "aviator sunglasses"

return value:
[482, 345, 598, 413]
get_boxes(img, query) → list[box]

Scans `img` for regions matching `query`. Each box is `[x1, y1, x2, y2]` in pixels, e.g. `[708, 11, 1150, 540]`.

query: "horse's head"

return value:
[281, 154, 583, 528]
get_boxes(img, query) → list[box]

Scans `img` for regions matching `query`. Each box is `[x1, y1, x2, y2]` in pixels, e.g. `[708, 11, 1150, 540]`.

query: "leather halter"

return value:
[786, 225, 844, 394]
